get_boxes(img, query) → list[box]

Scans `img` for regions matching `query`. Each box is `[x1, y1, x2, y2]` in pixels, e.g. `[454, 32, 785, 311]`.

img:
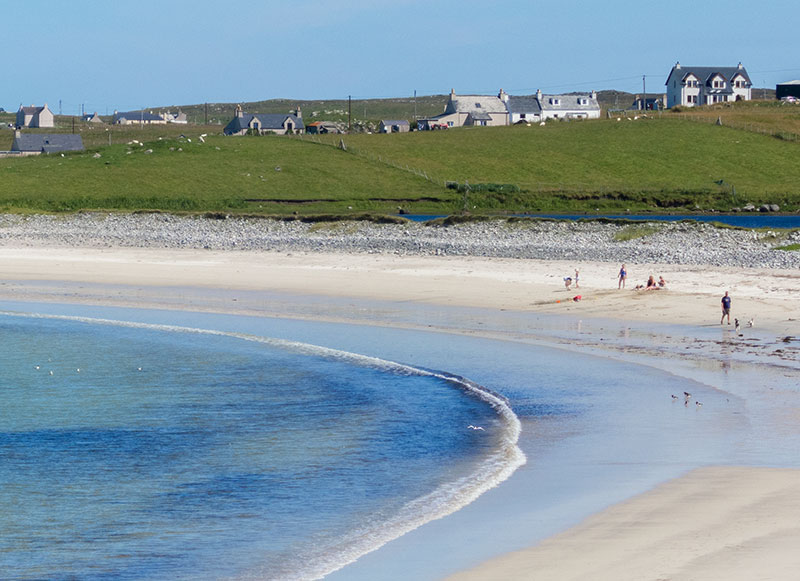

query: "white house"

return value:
[536, 90, 601, 120]
[422, 89, 509, 129]
[420, 88, 599, 129]
[16, 104, 54, 128]
[665, 62, 752, 108]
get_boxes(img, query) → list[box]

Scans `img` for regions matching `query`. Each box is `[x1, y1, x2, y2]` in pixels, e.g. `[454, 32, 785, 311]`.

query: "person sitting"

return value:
[645, 275, 658, 290]
[564, 276, 573, 290]
[658, 276, 667, 288]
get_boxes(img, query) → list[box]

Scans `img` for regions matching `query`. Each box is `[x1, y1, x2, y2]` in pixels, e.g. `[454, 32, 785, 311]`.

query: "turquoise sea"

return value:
[2, 299, 797, 580]
[0, 306, 522, 580]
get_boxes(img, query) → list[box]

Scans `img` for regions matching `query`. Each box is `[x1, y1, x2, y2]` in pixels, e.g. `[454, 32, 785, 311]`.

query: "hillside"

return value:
[1, 103, 798, 216]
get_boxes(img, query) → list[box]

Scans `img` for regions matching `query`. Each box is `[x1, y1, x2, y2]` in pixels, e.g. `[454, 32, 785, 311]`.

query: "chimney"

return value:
[235, 104, 244, 118]
[738, 62, 743, 69]
[15, 129, 21, 139]
[498, 88, 508, 102]
[450, 88, 456, 97]
[590, 90, 597, 100]
[675, 61, 681, 70]
[295, 106, 302, 118]
[536, 89, 542, 101]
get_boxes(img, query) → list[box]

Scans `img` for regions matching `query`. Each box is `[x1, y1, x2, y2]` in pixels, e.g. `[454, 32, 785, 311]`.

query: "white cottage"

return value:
[665, 62, 752, 108]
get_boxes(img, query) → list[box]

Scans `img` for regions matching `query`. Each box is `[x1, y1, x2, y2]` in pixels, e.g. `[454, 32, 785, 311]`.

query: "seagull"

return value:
[34, 365, 40, 370]
[671, 394, 679, 401]
[747, 318, 754, 328]
[49, 370, 54, 376]
[684, 391, 692, 406]
[137, 367, 143, 372]
[467, 425, 485, 431]
[695, 401, 703, 407]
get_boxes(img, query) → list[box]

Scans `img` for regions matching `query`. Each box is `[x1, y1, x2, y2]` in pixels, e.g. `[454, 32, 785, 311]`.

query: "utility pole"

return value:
[348, 95, 352, 132]
[642, 75, 646, 110]
[414, 89, 417, 122]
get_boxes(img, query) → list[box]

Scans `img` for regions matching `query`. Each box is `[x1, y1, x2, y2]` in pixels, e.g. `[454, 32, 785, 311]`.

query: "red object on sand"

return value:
[573, 295, 582, 302]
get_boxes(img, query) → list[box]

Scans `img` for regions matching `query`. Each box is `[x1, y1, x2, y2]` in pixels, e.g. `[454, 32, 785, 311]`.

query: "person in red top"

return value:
[721, 291, 732, 325]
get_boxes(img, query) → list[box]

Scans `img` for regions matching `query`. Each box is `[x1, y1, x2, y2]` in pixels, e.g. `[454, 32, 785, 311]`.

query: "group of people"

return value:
[617, 264, 666, 291]
[564, 264, 736, 327]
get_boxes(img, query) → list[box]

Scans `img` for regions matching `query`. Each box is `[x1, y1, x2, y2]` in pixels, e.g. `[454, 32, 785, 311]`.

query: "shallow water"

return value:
[0, 309, 520, 580]
[1, 300, 797, 580]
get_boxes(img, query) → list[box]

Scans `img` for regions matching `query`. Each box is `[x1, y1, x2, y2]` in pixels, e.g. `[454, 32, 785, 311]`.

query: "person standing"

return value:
[721, 291, 732, 325]
[618, 264, 627, 289]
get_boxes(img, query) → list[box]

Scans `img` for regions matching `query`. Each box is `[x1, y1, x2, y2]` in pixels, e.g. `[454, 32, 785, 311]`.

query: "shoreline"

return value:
[1, 240, 799, 579]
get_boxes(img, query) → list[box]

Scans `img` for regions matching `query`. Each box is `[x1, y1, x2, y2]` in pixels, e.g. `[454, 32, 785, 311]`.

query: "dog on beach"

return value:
[747, 318, 754, 328]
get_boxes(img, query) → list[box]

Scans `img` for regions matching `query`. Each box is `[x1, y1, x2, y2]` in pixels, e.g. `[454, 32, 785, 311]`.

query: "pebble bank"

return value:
[1, 213, 798, 269]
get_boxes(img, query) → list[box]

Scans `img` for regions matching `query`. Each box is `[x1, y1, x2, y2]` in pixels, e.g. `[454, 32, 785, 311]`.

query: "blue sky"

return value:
[7, 0, 799, 113]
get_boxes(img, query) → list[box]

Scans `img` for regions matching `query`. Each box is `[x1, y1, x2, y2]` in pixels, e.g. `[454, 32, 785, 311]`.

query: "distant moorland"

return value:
[0, 97, 797, 217]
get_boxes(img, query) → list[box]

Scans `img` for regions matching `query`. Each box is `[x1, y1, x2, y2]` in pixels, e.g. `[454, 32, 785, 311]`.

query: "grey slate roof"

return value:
[12, 134, 84, 153]
[224, 113, 303, 134]
[506, 95, 542, 114]
[446, 95, 507, 115]
[380, 119, 410, 126]
[539, 94, 600, 112]
[666, 65, 752, 89]
[19, 106, 46, 115]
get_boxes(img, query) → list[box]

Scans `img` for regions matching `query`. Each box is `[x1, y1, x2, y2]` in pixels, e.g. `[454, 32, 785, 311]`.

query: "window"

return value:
[475, 103, 482, 108]
[549, 98, 560, 105]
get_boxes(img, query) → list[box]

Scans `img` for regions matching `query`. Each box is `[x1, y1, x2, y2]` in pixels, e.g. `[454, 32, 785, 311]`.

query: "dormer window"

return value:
[475, 103, 481, 108]
[549, 98, 560, 105]
[577, 98, 588, 105]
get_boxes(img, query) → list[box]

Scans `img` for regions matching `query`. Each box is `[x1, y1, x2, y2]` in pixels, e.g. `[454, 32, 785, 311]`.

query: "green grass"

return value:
[775, 243, 800, 251]
[612, 224, 662, 241]
[3, 113, 800, 216]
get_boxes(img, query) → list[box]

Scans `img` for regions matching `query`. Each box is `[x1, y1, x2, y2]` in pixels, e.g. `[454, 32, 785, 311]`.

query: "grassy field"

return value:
[668, 100, 800, 140]
[1, 101, 799, 216]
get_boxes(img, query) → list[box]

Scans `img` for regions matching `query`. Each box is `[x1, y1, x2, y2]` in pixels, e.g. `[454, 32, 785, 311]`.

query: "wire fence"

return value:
[293, 133, 449, 187]
[670, 113, 800, 142]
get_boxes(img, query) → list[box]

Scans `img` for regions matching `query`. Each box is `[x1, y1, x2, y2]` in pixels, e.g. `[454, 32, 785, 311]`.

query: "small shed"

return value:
[379, 119, 410, 133]
[776, 81, 800, 100]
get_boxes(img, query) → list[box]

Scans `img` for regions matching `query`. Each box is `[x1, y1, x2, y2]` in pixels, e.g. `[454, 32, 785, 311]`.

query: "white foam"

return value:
[0, 310, 526, 580]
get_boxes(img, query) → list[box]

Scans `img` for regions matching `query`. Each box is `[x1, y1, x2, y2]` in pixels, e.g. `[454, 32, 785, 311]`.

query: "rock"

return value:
[759, 205, 771, 212]
[769, 204, 780, 212]
[743, 204, 756, 211]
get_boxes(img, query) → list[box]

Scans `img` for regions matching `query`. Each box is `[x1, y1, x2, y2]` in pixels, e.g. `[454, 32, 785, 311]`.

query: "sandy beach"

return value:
[1, 243, 799, 580]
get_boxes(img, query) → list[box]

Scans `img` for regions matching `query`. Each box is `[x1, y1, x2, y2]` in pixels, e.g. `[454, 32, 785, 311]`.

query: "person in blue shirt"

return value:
[721, 291, 732, 325]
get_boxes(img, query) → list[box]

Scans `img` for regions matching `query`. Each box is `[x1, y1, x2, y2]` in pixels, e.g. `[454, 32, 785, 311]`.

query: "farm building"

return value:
[11, 132, 84, 155]
[113, 110, 167, 125]
[16, 104, 54, 128]
[378, 119, 410, 133]
[776, 81, 800, 101]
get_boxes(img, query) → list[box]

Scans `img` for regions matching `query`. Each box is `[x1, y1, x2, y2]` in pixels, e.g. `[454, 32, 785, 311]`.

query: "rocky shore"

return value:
[1, 213, 799, 269]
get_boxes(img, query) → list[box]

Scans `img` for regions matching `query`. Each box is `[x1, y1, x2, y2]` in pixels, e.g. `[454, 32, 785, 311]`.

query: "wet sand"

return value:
[1, 246, 799, 580]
